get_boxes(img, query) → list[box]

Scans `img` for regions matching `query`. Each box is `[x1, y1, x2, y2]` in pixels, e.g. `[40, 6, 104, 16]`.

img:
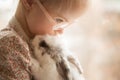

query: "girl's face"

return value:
[25, 0, 84, 35]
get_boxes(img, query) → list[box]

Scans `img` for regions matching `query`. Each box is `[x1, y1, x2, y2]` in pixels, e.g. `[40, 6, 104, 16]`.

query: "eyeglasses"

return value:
[35, 0, 69, 30]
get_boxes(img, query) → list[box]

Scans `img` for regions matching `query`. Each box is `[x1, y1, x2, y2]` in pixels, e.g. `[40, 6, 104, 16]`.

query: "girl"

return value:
[0, 0, 88, 80]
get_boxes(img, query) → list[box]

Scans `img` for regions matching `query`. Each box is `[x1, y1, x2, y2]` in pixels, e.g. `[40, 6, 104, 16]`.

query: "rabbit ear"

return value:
[56, 56, 72, 80]
[67, 55, 83, 74]
[39, 40, 49, 49]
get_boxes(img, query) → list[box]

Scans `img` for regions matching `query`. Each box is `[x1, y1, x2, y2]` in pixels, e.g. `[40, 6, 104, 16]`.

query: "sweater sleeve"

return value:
[0, 35, 32, 80]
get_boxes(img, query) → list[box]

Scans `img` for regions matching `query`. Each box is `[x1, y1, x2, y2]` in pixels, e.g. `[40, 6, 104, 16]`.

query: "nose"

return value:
[54, 28, 64, 35]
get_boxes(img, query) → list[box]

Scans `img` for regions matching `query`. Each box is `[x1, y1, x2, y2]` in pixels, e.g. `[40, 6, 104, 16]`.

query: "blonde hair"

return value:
[39, 0, 88, 14]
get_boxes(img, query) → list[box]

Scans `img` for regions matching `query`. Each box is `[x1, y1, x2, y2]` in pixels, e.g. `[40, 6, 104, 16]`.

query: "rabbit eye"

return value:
[39, 40, 49, 48]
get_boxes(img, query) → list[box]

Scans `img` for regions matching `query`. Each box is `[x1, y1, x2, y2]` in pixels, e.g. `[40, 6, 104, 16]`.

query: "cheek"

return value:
[26, 7, 54, 35]
[33, 20, 53, 35]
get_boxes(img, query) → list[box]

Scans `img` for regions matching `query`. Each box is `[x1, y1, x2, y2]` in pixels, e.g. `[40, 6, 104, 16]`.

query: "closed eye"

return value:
[55, 17, 66, 24]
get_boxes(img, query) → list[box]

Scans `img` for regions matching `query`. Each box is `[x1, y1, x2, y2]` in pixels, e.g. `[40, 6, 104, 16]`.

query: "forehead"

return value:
[57, 2, 87, 22]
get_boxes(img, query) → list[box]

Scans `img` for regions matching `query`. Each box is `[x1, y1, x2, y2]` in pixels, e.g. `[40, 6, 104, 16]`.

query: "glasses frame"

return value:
[35, 0, 71, 30]
[35, 0, 68, 28]
[35, 0, 56, 24]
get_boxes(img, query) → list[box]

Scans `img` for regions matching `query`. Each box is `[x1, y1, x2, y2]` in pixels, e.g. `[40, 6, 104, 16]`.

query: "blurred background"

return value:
[0, 0, 120, 80]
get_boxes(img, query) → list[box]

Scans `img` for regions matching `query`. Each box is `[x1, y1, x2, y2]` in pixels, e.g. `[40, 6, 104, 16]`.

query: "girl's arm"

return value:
[0, 35, 32, 80]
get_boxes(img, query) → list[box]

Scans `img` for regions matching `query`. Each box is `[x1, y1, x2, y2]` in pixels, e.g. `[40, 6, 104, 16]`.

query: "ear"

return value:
[20, 0, 34, 10]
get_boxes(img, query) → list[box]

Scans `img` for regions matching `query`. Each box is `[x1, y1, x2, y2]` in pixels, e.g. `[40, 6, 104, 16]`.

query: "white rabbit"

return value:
[30, 35, 84, 80]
